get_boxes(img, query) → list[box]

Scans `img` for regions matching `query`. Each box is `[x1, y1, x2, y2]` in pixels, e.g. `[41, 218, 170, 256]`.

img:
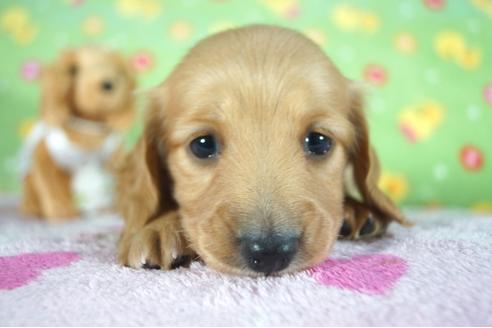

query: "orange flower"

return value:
[378, 173, 409, 203]
[394, 33, 417, 54]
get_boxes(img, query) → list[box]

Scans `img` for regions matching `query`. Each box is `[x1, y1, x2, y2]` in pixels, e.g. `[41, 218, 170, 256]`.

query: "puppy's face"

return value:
[151, 27, 359, 275]
[73, 48, 135, 119]
[40, 47, 135, 127]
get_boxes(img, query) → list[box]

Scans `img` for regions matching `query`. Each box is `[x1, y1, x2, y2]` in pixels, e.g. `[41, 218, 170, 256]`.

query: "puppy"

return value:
[117, 25, 410, 276]
[21, 47, 136, 221]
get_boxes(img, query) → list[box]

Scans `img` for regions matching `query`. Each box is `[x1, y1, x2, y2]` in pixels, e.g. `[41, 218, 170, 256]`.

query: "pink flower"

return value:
[131, 51, 154, 73]
[423, 0, 446, 10]
[285, 4, 301, 19]
[20, 59, 41, 82]
[363, 64, 388, 86]
[460, 145, 484, 172]
[483, 83, 492, 105]
[69, 0, 85, 6]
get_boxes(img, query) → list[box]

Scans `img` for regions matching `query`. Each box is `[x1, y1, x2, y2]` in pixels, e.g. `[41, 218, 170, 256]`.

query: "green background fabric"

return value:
[0, 0, 491, 209]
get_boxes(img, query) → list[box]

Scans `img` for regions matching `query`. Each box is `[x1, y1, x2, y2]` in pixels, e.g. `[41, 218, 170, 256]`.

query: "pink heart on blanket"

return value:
[0, 251, 80, 290]
[308, 254, 407, 295]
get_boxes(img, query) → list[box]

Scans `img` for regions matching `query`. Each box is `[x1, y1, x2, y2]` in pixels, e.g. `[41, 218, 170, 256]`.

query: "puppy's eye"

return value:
[101, 80, 114, 92]
[69, 65, 78, 76]
[304, 132, 332, 156]
[190, 135, 219, 159]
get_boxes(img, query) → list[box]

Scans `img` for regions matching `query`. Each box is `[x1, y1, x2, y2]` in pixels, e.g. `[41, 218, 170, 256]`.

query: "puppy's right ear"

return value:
[40, 49, 77, 125]
[344, 82, 411, 228]
[116, 86, 177, 232]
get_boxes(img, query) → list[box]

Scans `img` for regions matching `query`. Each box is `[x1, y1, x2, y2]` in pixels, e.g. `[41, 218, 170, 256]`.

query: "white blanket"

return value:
[0, 197, 491, 326]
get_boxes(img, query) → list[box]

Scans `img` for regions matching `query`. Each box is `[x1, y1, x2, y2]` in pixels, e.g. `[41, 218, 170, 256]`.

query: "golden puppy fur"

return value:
[117, 25, 410, 276]
[21, 47, 136, 221]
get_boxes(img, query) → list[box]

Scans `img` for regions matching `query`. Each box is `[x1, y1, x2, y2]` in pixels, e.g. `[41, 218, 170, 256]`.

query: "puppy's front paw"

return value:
[339, 197, 388, 240]
[118, 213, 194, 270]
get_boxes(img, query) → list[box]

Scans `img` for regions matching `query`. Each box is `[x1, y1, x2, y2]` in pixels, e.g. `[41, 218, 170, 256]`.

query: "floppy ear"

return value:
[40, 49, 77, 125]
[118, 54, 137, 91]
[345, 83, 411, 226]
[105, 53, 137, 131]
[116, 87, 177, 233]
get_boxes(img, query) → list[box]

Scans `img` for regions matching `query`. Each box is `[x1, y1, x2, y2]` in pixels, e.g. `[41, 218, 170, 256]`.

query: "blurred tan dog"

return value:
[21, 47, 136, 221]
[117, 25, 410, 276]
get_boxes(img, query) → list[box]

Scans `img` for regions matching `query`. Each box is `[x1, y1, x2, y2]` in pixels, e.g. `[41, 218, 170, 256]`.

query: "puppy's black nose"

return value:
[101, 80, 113, 92]
[240, 235, 299, 274]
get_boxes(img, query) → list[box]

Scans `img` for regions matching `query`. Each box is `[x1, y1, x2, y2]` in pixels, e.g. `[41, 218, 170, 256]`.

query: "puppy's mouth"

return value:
[195, 228, 313, 276]
[190, 227, 302, 276]
[183, 199, 335, 276]
[198, 242, 308, 277]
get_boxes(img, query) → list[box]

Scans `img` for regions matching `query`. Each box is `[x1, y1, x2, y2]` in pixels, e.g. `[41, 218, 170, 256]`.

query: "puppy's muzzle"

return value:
[239, 234, 299, 274]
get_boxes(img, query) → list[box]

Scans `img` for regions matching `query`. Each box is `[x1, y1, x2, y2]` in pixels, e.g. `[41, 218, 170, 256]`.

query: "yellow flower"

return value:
[82, 15, 104, 36]
[434, 30, 481, 69]
[117, 0, 140, 16]
[399, 101, 444, 142]
[471, 202, 492, 213]
[12, 23, 37, 45]
[378, 172, 408, 203]
[0, 7, 28, 32]
[457, 47, 481, 70]
[262, 0, 300, 18]
[117, 0, 161, 20]
[0, 6, 37, 45]
[394, 32, 417, 54]
[331, 4, 358, 30]
[471, 0, 492, 17]
[141, 0, 161, 19]
[331, 4, 380, 34]
[360, 13, 380, 33]
[435, 31, 466, 60]
[169, 21, 193, 41]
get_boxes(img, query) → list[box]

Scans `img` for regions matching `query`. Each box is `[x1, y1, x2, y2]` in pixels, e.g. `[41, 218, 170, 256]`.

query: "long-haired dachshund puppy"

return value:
[117, 25, 411, 276]
[21, 47, 135, 221]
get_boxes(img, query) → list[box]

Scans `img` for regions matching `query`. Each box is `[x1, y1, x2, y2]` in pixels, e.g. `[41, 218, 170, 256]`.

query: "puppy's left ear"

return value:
[345, 82, 411, 227]
[111, 52, 136, 90]
[115, 85, 176, 233]
[40, 49, 77, 125]
[106, 52, 137, 131]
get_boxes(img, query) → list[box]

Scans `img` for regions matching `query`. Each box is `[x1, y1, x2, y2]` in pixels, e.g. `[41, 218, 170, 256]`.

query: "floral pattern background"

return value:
[0, 0, 491, 209]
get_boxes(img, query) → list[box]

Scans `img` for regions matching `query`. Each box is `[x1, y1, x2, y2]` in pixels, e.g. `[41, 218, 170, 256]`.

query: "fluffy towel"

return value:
[0, 196, 491, 326]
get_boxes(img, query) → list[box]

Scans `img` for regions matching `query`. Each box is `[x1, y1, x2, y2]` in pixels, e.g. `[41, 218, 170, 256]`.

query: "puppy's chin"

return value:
[199, 252, 285, 277]
[195, 228, 336, 277]
[181, 200, 339, 276]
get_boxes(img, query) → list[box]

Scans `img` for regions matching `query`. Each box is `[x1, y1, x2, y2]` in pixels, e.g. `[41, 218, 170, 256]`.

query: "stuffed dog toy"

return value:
[20, 47, 135, 221]
[116, 25, 411, 276]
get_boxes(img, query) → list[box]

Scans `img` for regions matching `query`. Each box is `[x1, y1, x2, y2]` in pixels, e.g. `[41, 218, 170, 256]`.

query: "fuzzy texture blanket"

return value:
[0, 197, 491, 326]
